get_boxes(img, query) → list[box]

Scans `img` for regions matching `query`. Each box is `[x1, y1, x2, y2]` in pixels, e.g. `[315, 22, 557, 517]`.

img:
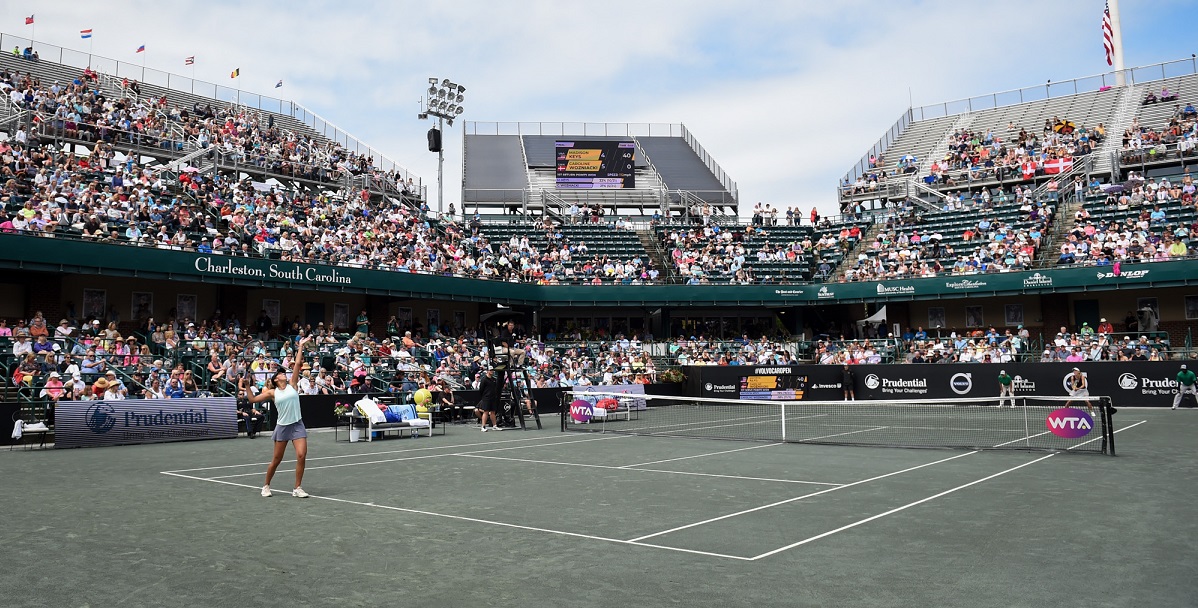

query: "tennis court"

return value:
[3, 406, 1196, 607]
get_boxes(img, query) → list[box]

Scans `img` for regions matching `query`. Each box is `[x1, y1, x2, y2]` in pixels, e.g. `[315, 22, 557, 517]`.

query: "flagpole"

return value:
[1108, 0, 1126, 86]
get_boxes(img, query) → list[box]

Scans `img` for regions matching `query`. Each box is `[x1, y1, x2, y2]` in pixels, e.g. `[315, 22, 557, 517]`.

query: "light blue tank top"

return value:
[274, 384, 302, 426]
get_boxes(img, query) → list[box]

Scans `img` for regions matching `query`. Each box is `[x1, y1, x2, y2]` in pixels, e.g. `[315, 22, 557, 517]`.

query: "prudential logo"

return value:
[85, 402, 117, 434]
[1117, 373, 1139, 390]
[864, 374, 881, 390]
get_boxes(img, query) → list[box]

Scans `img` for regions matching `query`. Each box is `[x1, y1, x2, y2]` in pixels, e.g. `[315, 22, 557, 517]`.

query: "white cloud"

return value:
[7, 1, 1194, 217]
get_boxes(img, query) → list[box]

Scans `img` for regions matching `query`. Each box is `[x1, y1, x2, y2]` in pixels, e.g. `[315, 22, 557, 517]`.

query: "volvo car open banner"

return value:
[688, 362, 1187, 408]
[55, 397, 239, 449]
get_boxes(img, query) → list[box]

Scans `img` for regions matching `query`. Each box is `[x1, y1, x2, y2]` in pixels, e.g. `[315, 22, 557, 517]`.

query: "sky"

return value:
[5, 1, 1198, 217]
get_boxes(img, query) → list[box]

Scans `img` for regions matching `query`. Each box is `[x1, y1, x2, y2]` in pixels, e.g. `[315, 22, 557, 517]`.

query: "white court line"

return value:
[164, 434, 575, 473]
[199, 434, 630, 480]
[619, 442, 780, 468]
[992, 430, 1052, 447]
[799, 426, 889, 442]
[747, 420, 1148, 561]
[626, 451, 978, 543]
[454, 453, 844, 486]
[159, 470, 752, 561]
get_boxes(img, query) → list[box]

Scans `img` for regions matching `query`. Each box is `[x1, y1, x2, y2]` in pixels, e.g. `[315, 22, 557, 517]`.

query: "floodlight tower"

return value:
[418, 77, 466, 215]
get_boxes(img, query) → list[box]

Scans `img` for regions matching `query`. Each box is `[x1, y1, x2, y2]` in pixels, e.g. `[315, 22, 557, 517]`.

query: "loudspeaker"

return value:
[427, 127, 442, 152]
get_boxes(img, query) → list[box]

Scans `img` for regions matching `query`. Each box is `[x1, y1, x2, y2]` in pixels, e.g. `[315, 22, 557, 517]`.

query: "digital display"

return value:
[555, 141, 636, 189]
[739, 375, 808, 401]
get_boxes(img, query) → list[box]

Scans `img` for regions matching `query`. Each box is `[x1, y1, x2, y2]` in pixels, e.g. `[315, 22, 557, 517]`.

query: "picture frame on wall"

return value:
[426, 309, 440, 335]
[333, 304, 349, 330]
[927, 307, 946, 330]
[176, 294, 197, 323]
[131, 292, 154, 322]
[453, 311, 466, 333]
[1186, 296, 1198, 321]
[398, 307, 413, 330]
[1004, 304, 1024, 327]
[262, 299, 281, 326]
[82, 289, 106, 322]
[965, 305, 984, 328]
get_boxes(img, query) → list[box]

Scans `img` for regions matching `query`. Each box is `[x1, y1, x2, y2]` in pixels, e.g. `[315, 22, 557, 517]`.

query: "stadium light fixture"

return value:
[418, 76, 467, 216]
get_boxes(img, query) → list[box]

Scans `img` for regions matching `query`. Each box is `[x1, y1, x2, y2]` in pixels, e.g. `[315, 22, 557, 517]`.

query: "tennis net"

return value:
[561, 392, 1116, 454]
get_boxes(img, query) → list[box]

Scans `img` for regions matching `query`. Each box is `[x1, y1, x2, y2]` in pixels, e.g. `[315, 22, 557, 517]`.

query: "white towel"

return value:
[11, 419, 23, 440]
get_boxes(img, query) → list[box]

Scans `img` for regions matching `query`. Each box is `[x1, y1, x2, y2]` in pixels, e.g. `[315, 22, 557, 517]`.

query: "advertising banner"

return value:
[55, 397, 238, 449]
[688, 362, 1189, 408]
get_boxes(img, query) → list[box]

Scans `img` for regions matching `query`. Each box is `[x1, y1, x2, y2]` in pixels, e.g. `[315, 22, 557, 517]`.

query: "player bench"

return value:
[350, 402, 445, 441]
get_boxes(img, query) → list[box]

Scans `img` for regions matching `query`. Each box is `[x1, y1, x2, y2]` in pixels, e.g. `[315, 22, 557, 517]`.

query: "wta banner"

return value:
[687, 362, 1189, 408]
[55, 397, 239, 449]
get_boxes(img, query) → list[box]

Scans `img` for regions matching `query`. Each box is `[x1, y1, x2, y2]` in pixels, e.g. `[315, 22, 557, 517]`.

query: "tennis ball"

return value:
[413, 388, 432, 406]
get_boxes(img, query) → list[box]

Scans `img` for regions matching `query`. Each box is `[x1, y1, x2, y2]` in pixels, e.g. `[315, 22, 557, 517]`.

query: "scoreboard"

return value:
[738, 374, 809, 400]
[555, 141, 636, 189]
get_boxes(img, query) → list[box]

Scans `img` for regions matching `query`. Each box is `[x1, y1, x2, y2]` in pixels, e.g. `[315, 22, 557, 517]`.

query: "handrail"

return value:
[907, 56, 1198, 122]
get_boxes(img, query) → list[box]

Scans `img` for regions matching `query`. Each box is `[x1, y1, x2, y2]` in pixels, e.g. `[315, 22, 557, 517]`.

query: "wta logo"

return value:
[569, 399, 594, 423]
[1045, 408, 1094, 439]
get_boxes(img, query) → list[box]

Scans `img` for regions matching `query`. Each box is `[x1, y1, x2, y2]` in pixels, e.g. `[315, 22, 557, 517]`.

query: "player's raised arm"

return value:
[291, 335, 312, 388]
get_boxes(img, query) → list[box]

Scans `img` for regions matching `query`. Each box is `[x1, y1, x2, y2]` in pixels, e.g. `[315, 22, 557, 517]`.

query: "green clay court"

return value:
[4, 408, 1196, 608]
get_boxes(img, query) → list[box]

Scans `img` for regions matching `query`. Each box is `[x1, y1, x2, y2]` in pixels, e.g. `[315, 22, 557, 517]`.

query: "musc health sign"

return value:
[55, 397, 239, 448]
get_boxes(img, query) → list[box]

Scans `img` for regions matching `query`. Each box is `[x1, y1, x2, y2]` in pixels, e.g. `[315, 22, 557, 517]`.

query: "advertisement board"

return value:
[55, 397, 238, 449]
[688, 362, 1188, 408]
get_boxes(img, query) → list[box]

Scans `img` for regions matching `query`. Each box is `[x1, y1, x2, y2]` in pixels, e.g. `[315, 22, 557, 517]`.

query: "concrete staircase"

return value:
[1092, 83, 1143, 176]
[636, 229, 675, 282]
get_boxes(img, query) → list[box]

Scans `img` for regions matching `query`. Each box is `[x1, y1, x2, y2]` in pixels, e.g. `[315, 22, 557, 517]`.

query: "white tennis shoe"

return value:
[292, 487, 309, 498]
[261, 485, 272, 498]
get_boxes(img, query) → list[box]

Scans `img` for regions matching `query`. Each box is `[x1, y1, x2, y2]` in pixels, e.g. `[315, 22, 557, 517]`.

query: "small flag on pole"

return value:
[80, 29, 93, 39]
[1101, 2, 1114, 67]
[24, 15, 34, 25]
[185, 56, 195, 66]
[230, 68, 240, 78]
[275, 79, 283, 88]
[136, 44, 146, 53]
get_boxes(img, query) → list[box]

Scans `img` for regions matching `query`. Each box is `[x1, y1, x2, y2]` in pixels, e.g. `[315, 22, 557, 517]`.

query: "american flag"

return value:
[1101, 2, 1114, 66]
[24, 15, 33, 25]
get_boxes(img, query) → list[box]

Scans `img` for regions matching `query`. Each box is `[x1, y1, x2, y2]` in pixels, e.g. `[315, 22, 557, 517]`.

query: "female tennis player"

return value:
[1064, 367, 1094, 414]
[253, 335, 313, 498]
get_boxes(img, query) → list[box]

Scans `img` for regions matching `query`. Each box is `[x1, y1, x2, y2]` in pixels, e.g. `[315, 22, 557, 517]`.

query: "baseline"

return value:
[164, 433, 579, 473]
[193, 434, 630, 480]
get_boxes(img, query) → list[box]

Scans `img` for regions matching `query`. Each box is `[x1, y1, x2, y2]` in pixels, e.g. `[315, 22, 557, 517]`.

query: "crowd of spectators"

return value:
[1, 65, 417, 192]
[1056, 173, 1195, 265]
[1120, 97, 1198, 163]
[658, 222, 861, 284]
[842, 190, 1054, 281]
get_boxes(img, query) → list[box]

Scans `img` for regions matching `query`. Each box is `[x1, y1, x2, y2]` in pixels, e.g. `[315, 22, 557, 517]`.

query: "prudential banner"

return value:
[55, 397, 238, 449]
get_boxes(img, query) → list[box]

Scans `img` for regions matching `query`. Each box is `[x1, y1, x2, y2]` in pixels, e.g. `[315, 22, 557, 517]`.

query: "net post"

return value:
[1104, 396, 1116, 456]
[781, 403, 787, 442]
[559, 392, 568, 432]
[1021, 397, 1030, 448]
